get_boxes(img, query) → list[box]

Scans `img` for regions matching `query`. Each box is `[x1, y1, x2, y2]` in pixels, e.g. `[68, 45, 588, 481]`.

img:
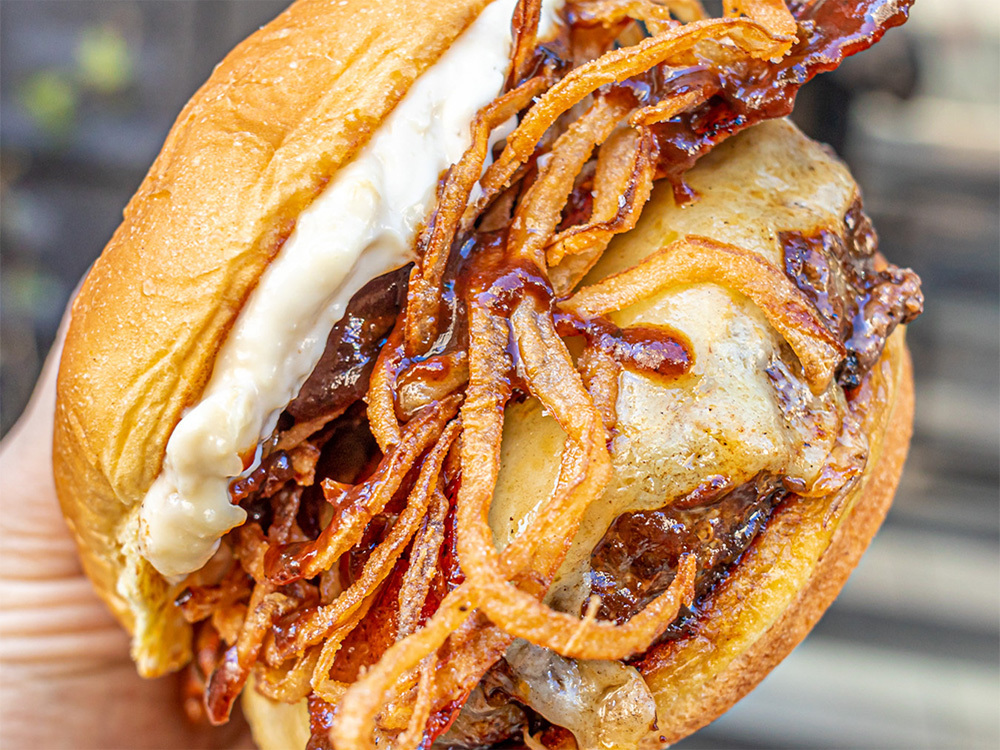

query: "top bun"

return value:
[53, 0, 493, 677]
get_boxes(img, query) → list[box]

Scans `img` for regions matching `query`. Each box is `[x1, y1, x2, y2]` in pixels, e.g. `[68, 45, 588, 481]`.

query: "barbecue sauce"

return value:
[556, 312, 692, 381]
[652, 0, 915, 200]
[781, 197, 923, 388]
[286, 264, 410, 423]
[589, 479, 785, 625]
[197, 5, 923, 746]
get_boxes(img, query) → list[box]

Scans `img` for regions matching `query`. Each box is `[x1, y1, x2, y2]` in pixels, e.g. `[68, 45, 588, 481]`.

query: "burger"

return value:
[52, 0, 924, 748]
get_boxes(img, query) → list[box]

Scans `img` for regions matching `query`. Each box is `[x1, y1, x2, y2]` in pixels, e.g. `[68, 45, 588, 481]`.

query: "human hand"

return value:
[0, 323, 253, 750]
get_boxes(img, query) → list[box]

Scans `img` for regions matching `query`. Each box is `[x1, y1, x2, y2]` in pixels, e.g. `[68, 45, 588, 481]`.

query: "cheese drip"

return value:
[483, 121, 857, 744]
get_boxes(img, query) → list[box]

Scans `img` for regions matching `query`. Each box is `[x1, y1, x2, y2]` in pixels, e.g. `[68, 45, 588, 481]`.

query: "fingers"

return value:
[0, 299, 74, 579]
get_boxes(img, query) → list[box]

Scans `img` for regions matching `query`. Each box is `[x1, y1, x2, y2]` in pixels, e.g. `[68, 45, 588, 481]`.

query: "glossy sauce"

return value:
[286, 265, 410, 423]
[306, 694, 336, 750]
[781, 198, 923, 388]
[196, 5, 921, 745]
[589, 478, 785, 625]
[229, 451, 295, 505]
[556, 167, 595, 233]
[556, 312, 692, 380]
[448, 230, 693, 383]
[138, 0, 553, 579]
[652, 0, 914, 199]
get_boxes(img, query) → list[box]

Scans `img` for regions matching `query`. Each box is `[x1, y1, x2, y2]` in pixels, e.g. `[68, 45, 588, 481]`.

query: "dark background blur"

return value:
[1, 1, 998, 748]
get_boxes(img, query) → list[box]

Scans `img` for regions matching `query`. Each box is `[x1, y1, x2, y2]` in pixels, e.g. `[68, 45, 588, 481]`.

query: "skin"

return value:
[0, 324, 252, 750]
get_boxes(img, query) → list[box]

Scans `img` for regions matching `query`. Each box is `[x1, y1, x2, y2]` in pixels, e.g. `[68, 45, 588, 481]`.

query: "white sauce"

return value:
[140, 0, 564, 578]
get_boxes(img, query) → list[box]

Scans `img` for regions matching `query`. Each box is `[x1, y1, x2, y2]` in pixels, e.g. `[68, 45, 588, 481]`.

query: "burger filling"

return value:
[138, 0, 566, 579]
[163, 2, 923, 749]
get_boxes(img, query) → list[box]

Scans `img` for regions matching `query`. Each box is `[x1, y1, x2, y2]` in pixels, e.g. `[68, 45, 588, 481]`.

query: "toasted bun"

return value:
[243, 676, 311, 750]
[53, 0, 495, 676]
[236, 120, 915, 748]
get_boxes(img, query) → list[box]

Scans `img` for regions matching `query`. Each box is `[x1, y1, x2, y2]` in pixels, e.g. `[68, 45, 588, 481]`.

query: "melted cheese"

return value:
[139, 0, 564, 579]
[506, 640, 658, 750]
[489, 122, 857, 739]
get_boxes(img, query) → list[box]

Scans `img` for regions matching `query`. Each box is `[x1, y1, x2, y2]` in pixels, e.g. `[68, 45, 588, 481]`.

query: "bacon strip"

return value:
[561, 236, 846, 393]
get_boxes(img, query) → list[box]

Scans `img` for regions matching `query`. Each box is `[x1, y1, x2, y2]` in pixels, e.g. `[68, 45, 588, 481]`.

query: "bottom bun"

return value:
[640, 330, 913, 745]
[242, 331, 913, 749]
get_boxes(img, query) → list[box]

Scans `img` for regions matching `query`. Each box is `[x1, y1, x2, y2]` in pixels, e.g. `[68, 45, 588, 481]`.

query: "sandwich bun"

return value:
[241, 342, 910, 748]
[51, 0, 919, 747]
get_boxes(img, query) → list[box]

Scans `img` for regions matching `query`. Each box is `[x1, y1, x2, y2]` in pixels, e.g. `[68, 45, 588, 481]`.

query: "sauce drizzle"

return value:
[652, 0, 915, 199]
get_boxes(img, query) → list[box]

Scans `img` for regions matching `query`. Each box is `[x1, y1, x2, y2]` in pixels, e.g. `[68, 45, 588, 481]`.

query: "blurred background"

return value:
[1, 0, 997, 747]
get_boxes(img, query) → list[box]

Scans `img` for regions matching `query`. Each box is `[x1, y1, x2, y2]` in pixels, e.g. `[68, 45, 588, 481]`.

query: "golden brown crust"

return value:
[236, 117, 916, 743]
[51, 3, 917, 737]
[53, 0, 492, 676]
[642, 331, 914, 745]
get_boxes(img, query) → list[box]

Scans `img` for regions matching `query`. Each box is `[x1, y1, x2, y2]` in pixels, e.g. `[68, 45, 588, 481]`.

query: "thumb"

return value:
[0, 319, 78, 580]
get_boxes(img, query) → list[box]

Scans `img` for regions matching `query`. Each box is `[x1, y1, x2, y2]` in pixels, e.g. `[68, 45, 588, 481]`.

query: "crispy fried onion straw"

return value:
[474, 16, 791, 213]
[308, 588, 379, 704]
[367, 324, 405, 451]
[547, 82, 715, 294]
[724, 0, 796, 38]
[578, 345, 620, 431]
[392, 653, 440, 750]
[457, 300, 696, 658]
[332, 589, 474, 749]
[508, 0, 544, 89]
[560, 235, 845, 393]
[396, 488, 450, 639]
[629, 86, 711, 127]
[508, 93, 634, 268]
[571, 0, 708, 31]
[547, 126, 657, 292]
[405, 75, 550, 355]
[205, 524, 298, 722]
[466, 299, 613, 586]
[331, 296, 695, 749]
[306, 425, 455, 710]
[264, 395, 460, 584]
[266, 421, 460, 664]
[252, 646, 319, 703]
